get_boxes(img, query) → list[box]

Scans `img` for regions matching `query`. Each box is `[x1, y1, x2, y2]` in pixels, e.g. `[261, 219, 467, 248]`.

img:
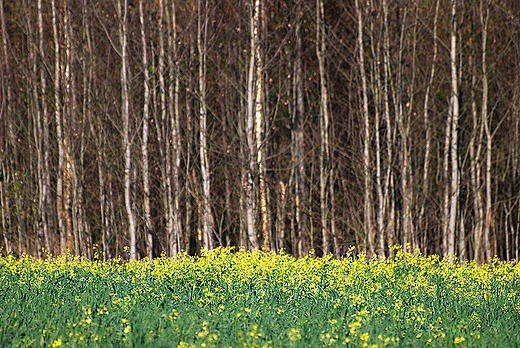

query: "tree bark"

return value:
[355, 0, 375, 256]
[118, 0, 137, 260]
[419, 0, 440, 255]
[51, 0, 68, 256]
[316, 0, 332, 255]
[169, 0, 182, 257]
[198, 0, 214, 251]
[246, 0, 259, 251]
[139, 0, 153, 261]
[480, 0, 492, 261]
[447, 0, 460, 259]
[0, 0, 10, 255]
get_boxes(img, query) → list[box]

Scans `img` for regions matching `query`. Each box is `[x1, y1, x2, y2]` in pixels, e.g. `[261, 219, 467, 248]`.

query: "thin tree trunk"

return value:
[468, 4, 485, 262]
[253, 0, 269, 251]
[293, 0, 306, 256]
[169, 0, 182, 257]
[61, 0, 75, 255]
[447, 0, 459, 259]
[382, 0, 394, 256]
[0, 0, 11, 255]
[151, 25, 170, 256]
[355, 0, 375, 256]
[198, 0, 214, 251]
[118, 0, 136, 260]
[25, 1, 45, 257]
[64, 0, 82, 257]
[480, 0, 492, 261]
[371, 0, 384, 256]
[37, 0, 51, 257]
[158, 0, 175, 257]
[246, 0, 259, 251]
[317, 0, 331, 255]
[52, 0, 67, 256]
[419, 0, 440, 255]
[139, 0, 153, 261]
[405, 7, 418, 251]
[81, 0, 93, 259]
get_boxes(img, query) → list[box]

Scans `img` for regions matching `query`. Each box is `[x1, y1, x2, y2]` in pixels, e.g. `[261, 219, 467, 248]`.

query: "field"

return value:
[1, 247, 519, 348]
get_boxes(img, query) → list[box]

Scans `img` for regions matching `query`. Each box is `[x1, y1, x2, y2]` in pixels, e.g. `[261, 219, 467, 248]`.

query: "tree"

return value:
[198, 0, 214, 251]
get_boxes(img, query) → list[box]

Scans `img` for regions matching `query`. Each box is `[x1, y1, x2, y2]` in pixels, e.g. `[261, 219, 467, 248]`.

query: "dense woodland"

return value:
[0, 0, 519, 261]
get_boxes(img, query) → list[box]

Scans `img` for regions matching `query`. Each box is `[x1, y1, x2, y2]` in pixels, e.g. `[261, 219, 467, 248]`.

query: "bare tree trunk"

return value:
[51, 0, 68, 256]
[293, 0, 306, 257]
[63, 0, 80, 256]
[371, 0, 384, 257]
[81, 0, 93, 259]
[0, 0, 10, 255]
[355, 0, 375, 256]
[169, 0, 182, 257]
[152, 18, 170, 256]
[381, 0, 394, 256]
[468, 4, 484, 262]
[253, 0, 269, 251]
[25, 0, 45, 257]
[447, 0, 459, 259]
[442, 105, 451, 257]
[238, 100, 249, 250]
[419, 0, 440, 255]
[158, 0, 175, 257]
[118, 0, 136, 260]
[139, 0, 153, 261]
[185, 41, 196, 254]
[246, 0, 259, 251]
[405, 8, 418, 251]
[316, 0, 332, 255]
[480, 0, 492, 261]
[198, 0, 214, 251]
[37, 0, 52, 257]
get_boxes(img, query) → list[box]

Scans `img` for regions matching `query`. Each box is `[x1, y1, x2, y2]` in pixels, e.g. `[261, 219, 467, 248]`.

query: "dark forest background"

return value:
[0, 0, 519, 262]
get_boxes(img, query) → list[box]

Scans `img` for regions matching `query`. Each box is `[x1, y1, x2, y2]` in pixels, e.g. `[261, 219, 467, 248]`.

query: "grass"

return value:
[1, 247, 519, 347]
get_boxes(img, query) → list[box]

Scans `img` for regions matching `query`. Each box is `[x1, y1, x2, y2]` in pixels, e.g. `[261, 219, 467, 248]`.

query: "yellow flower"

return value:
[454, 337, 466, 344]
[124, 326, 131, 334]
[288, 328, 301, 341]
[52, 338, 62, 347]
[360, 332, 369, 341]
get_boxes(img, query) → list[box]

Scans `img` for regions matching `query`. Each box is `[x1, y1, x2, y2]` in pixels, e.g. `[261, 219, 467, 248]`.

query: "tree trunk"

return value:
[198, 0, 214, 251]
[317, 0, 332, 255]
[118, 0, 137, 260]
[293, 0, 306, 257]
[419, 0, 440, 255]
[355, 0, 375, 256]
[139, 0, 153, 261]
[253, 0, 269, 251]
[52, 0, 68, 256]
[25, 0, 45, 257]
[0, 0, 11, 255]
[480, 0, 492, 261]
[246, 0, 259, 251]
[381, 0, 394, 256]
[169, 0, 182, 257]
[447, 0, 459, 259]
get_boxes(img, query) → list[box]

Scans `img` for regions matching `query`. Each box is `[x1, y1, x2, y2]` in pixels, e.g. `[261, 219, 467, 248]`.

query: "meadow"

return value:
[1, 247, 519, 348]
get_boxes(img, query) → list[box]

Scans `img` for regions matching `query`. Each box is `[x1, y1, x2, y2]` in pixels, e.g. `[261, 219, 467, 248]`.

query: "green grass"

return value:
[1, 247, 519, 347]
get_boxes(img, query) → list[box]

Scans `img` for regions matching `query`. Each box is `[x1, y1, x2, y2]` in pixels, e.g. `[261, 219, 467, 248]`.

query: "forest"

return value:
[0, 0, 519, 262]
